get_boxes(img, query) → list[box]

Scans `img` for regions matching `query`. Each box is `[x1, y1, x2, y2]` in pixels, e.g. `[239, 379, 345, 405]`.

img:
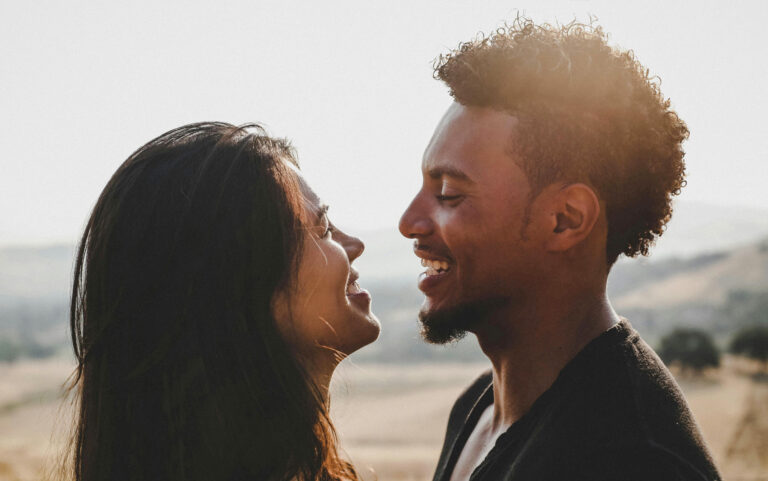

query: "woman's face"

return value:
[274, 165, 380, 360]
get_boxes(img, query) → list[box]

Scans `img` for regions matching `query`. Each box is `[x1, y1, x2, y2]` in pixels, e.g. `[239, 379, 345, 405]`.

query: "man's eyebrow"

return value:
[427, 166, 474, 183]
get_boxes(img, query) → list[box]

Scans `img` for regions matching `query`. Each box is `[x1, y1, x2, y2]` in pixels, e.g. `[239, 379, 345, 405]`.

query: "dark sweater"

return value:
[432, 320, 721, 481]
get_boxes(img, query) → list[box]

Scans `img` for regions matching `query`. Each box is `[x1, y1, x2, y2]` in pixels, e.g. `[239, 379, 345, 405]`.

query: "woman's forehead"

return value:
[284, 158, 325, 216]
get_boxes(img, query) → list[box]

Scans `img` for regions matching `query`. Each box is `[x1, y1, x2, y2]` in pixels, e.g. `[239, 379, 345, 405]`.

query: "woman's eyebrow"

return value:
[316, 204, 329, 221]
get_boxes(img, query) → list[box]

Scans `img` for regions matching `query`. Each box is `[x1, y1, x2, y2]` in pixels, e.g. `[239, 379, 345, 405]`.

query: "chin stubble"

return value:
[418, 299, 502, 345]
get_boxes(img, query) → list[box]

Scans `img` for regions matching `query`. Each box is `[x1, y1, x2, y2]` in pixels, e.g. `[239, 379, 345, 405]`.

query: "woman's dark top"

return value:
[432, 320, 722, 481]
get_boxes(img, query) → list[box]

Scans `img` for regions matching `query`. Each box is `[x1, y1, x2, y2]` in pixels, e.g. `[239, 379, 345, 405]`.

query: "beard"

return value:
[418, 298, 503, 345]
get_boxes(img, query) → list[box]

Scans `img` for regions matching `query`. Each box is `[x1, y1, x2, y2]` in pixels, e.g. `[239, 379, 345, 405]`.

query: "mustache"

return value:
[413, 242, 453, 261]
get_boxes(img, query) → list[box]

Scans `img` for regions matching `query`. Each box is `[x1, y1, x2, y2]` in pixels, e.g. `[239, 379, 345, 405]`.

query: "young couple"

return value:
[63, 19, 721, 481]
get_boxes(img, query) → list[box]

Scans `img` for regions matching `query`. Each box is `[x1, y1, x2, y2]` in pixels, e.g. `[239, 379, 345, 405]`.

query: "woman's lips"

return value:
[347, 289, 371, 309]
[346, 278, 371, 307]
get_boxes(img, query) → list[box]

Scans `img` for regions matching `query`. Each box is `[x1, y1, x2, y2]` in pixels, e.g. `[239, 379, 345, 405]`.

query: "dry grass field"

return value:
[0, 358, 765, 481]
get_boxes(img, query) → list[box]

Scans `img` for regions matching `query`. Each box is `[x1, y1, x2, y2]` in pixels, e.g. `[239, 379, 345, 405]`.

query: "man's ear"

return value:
[545, 183, 601, 252]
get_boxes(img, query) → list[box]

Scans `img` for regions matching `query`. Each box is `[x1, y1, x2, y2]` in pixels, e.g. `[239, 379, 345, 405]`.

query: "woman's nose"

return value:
[333, 228, 364, 262]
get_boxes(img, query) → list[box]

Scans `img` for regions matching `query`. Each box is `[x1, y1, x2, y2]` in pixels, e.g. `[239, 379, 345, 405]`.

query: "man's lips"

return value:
[413, 244, 453, 292]
[412, 243, 453, 264]
[418, 268, 451, 293]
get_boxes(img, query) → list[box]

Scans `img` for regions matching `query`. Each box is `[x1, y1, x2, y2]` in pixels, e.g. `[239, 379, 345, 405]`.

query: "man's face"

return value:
[399, 103, 544, 343]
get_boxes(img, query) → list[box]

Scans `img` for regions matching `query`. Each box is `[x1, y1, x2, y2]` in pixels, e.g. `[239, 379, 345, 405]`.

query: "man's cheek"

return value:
[440, 211, 485, 241]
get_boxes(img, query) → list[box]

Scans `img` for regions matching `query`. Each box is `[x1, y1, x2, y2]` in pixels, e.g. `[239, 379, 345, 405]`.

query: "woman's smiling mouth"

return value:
[346, 270, 371, 306]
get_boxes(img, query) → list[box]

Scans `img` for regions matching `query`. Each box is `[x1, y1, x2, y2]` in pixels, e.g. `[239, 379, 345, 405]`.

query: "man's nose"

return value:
[399, 194, 434, 239]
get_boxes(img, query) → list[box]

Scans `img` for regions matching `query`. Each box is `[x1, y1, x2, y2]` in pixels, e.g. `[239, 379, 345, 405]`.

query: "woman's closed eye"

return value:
[317, 205, 335, 238]
[322, 219, 335, 238]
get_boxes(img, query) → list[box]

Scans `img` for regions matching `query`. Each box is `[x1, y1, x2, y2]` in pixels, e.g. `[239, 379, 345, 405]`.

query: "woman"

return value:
[65, 122, 380, 481]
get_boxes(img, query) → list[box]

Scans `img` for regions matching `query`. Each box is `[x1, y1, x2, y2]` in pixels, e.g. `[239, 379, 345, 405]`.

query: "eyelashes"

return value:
[319, 212, 335, 238]
[435, 194, 462, 202]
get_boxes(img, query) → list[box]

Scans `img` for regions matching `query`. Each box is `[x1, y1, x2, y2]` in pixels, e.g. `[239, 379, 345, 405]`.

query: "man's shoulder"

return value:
[533, 320, 721, 479]
[558, 320, 694, 422]
[580, 322, 701, 439]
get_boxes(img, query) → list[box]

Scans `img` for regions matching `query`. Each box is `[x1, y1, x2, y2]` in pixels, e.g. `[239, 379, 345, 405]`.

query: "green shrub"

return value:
[729, 325, 768, 364]
[657, 328, 720, 373]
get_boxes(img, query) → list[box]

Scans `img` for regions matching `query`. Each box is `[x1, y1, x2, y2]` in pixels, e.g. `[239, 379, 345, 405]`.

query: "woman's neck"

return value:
[302, 350, 343, 404]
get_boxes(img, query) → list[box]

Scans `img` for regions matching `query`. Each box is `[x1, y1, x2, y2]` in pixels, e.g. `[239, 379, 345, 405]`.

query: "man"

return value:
[398, 19, 721, 481]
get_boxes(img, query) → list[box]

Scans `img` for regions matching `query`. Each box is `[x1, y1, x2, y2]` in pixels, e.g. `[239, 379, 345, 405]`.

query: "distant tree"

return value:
[657, 328, 720, 374]
[0, 337, 20, 363]
[729, 326, 768, 368]
[28, 343, 56, 359]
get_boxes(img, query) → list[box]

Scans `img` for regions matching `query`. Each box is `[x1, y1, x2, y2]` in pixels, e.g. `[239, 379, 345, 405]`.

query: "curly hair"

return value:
[434, 17, 689, 266]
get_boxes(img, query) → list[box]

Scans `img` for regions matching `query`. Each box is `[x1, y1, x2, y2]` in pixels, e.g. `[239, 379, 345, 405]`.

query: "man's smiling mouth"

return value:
[421, 258, 452, 276]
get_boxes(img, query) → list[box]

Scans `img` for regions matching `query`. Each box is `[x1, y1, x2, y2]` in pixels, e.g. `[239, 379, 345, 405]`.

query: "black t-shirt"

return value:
[432, 320, 722, 481]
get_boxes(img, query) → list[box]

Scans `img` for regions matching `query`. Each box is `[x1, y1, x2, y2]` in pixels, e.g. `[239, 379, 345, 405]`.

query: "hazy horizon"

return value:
[3, 199, 768, 252]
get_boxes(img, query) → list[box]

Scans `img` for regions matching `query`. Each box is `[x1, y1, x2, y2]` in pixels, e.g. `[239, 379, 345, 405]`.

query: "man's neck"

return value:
[473, 289, 619, 434]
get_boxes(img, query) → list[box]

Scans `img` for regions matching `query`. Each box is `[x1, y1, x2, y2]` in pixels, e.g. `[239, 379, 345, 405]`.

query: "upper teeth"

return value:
[421, 259, 450, 271]
[346, 281, 361, 295]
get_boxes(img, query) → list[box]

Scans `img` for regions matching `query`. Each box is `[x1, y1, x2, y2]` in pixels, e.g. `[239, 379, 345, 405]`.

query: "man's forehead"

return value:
[422, 103, 519, 178]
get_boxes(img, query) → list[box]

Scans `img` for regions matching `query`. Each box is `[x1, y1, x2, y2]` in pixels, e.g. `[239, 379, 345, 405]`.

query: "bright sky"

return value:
[2, 0, 767, 246]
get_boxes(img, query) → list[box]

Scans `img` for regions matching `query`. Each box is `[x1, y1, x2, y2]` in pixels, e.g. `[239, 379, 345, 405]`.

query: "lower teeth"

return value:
[426, 268, 448, 275]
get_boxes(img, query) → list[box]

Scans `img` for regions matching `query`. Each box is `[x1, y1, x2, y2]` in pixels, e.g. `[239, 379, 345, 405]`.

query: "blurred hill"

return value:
[1, 201, 768, 362]
[0, 245, 72, 359]
[0, 244, 74, 305]
[611, 242, 768, 309]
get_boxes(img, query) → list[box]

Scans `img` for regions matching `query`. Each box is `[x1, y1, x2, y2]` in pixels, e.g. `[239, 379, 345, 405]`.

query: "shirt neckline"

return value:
[439, 319, 632, 481]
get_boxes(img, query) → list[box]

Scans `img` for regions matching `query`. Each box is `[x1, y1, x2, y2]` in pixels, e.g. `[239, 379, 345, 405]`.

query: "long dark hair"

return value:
[65, 122, 358, 481]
